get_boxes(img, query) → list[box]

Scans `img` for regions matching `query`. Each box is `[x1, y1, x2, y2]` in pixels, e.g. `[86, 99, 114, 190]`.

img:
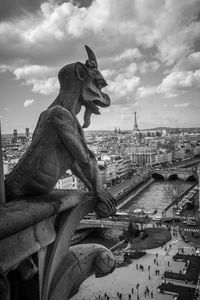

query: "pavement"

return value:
[70, 225, 200, 300]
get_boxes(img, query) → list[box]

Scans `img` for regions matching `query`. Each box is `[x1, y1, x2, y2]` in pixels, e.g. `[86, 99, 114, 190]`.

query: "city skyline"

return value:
[0, 0, 200, 133]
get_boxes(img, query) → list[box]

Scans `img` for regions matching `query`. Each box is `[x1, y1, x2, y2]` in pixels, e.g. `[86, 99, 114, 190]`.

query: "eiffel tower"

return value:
[133, 112, 139, 132]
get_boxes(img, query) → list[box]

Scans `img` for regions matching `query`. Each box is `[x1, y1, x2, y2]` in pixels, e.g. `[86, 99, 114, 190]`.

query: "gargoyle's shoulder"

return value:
[46, 106, 74, 122]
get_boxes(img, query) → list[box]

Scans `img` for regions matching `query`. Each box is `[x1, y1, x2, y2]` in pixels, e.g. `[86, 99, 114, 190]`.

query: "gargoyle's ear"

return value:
[75, 62, 88, 81]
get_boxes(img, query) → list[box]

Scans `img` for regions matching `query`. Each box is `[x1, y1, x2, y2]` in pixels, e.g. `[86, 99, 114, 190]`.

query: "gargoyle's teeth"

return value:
[88, 101, 100, 115]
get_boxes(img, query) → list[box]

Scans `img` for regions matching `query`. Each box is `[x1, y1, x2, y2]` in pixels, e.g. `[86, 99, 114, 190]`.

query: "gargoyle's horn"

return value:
[85, 45, 98, 68]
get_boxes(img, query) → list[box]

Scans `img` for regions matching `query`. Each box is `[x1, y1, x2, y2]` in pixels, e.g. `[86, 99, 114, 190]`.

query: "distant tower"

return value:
[133, 112, 139, 132]
[197, 163, 200, 220]
[13, 129, 18, 140]
[25, 128, 30, 138]
[114, 127, 118, 136]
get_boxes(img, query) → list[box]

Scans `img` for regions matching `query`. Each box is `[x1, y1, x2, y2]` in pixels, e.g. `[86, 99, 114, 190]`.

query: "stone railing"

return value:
[0, 190, 115, 300]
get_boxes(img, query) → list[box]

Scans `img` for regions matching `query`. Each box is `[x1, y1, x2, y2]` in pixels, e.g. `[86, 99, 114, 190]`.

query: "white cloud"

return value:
[29, 77, 59, 95]
[0, 0, 199, 110]
[175, 52, 200, 72]
[24, 99, 35, 107]
[105, 62, 141, 105]
[1, 64, 58, 95]
[160, 70, 200, 97]
[114, 48, 142, 62]
[13, 65, 56, 80]
[107, 75, 140, 102]
[0, 0, 199, 69]
[174, 103, 191, 108]
[138, 69, 200, 98]
[137, 86, 160, 98]
[139, 61, 160, 74]
[101, 69, 116, 78]
[23, 2, 73, 43]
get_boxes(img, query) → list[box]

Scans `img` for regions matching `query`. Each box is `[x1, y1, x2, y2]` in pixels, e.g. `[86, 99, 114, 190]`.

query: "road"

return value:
[109, 173, 149, 197]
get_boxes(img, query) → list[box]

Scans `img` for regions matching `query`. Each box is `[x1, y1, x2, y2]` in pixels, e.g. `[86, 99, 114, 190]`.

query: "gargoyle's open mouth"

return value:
[86, 78, 110, 115]
[94, 77, 111, 108]
[82, 76, 110, 128]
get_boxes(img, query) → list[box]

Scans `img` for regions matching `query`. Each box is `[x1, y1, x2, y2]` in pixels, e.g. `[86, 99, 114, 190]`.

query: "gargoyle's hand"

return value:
[95, 188, 117, 218]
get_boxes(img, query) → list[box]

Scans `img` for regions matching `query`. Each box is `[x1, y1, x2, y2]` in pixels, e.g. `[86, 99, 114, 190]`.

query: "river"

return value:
[81, 179, 194, 248]
[122, 178, 193, 213]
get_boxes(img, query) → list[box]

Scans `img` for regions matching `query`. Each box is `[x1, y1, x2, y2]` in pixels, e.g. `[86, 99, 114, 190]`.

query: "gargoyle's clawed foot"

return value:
[95, 189, 117, 218]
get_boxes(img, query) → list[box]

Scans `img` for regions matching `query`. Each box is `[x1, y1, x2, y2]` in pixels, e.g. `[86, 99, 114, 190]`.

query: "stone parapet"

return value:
[0, 190, 115, 300]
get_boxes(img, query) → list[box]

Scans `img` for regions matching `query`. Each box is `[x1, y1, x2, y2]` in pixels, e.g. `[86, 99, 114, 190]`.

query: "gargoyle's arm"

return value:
[71, 151, 101, 192]
[50, 106, 102, 193]
[71, 161, 93, 191]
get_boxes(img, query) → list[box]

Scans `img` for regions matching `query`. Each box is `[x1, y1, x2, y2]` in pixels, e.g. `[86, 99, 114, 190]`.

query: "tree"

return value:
[128, 208, 151, 231]
[163, 181, 187, 214]
[123, 210, 151, 252]
[127, 218, 140, 242]
[164, 181, 185, 202]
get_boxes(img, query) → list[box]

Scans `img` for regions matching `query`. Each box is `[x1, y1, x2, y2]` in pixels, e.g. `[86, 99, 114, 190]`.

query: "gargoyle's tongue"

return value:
[82, 104, 100, 129]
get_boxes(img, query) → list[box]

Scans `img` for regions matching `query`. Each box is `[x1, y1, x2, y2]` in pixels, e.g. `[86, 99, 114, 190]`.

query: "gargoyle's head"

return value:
[80, 46, 111, 128]
[57, 46, 111, 128]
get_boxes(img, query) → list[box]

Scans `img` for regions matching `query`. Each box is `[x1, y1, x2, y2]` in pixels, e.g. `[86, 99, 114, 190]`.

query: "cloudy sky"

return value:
[0, 0, 200, 133]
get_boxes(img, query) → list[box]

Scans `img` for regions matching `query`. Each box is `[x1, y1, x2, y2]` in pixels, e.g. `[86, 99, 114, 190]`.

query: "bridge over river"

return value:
[152, 166, 197, 180]
[78, 214, 196, 230]
[151, 157, 200, 180]
[79, 219, 128, 230]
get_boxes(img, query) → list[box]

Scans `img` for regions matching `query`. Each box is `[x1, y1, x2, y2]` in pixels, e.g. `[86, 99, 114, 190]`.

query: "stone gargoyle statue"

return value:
[5, 45, 116, 218]
[2, 46, 117, 300]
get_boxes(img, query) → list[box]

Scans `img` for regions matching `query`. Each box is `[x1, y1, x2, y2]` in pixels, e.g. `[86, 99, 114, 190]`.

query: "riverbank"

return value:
[164, 181, 197, 213]
[117, 178, 154, 210]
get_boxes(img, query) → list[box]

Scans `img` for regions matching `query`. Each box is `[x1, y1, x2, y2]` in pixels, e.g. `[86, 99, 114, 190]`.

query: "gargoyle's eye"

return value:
[96, 78, 107, 89]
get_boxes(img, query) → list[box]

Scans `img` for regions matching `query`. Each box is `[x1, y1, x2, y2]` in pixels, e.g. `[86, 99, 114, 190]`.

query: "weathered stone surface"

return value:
[5, 46, 116, 218]
[1, 46, 117, 300]
[48, 244, 116, 300]
[0, 268, 8, 300]
[0, 217, 56, 273]
[41, 193, 96, 300]
[0, 190, 87, 240]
